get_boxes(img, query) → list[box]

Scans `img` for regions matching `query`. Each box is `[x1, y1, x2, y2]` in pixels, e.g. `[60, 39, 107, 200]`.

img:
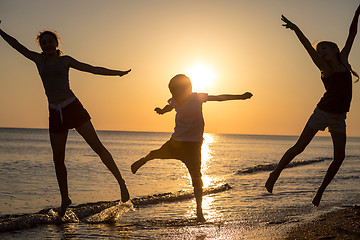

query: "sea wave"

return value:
[131, 183, 231, 207]
[0, 183, 231, 233]
[236, 157, 332, 175]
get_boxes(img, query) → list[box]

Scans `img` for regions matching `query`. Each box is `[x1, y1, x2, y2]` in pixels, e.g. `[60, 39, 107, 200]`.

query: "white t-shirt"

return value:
[168, 92, 208, 142]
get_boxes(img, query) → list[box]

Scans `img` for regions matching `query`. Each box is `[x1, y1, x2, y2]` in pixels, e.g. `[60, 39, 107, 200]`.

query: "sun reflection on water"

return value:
[184, 133, 225, 221]
[201, 133, 215, 188]
[184, 133, 216, 188]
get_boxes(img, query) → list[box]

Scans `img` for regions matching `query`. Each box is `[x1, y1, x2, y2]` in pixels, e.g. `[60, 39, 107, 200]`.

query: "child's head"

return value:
[36, 30, 62, 56]
[168, 74, 192, 102]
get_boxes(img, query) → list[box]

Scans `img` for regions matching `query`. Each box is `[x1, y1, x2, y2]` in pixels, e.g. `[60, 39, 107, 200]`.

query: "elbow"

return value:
[91, 67, 105, 75]
[349, 27, 357, 36]
[217, 95, 229, 101]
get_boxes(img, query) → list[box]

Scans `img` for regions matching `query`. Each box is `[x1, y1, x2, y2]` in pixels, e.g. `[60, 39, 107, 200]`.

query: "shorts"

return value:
[150, 138, 203, 188]
[307, 107, 346, 134]
[49, 98, 91, 133]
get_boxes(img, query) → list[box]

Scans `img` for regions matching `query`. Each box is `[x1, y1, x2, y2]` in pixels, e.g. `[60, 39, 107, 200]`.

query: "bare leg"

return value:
[132, 156, 206, 221]
[265, 124, 318, 193]
[76, 121, 130, 202]
[132, 140, 182, 174]
[194, 187, 205, 222]
[186, 148, 204, 222]
[131, 149, 164, 174]
[50, 130, 72, 217]
[132, 140, 205, 221]
[312, 131, 346, 206]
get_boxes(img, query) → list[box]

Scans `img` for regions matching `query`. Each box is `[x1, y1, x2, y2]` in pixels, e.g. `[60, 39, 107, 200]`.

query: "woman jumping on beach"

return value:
[265, 4, 360, 206]
[0, 21, 131, 216]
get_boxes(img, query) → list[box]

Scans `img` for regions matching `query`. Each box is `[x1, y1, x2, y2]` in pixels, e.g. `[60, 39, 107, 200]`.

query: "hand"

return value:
[281, 15, 297, 30]
[154, 107, 163, 114]
[243, 92, 253, 99]
[119, 69, 131, 77]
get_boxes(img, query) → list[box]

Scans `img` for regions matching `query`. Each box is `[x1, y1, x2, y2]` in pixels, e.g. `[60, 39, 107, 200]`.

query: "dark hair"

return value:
[168, 74, 192, 92]
[36, 30, 62, 56]
[317, 41, 359, 82]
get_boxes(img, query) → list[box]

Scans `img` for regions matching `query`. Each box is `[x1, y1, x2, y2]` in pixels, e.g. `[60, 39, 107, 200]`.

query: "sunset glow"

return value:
[186, 63, 216, 93]
[0, 0, 359, 136]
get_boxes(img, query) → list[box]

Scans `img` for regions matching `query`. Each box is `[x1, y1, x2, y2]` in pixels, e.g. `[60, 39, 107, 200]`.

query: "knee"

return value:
[52, 150, 65, 164]
[192, 176, 203, 189]
[148, 150, 157, 157]
[53, 155, 66, 169]
[147, 150, 160, 160]
[92, 144, 108, 156]
[289, 144, 305, 156]
[334, 150, 345, 162]
[193, 185, 203, 200]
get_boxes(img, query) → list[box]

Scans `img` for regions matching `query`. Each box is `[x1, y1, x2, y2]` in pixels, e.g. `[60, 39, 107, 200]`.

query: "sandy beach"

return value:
[286, 205, 360, 239]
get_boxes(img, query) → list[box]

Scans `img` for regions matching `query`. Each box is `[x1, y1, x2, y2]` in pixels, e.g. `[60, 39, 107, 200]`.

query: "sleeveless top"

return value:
[37, 57, 75, 103]
[317, 71, 352, 113]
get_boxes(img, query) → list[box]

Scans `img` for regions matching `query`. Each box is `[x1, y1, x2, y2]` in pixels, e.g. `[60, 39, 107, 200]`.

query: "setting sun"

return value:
[186, 63, 216, 92]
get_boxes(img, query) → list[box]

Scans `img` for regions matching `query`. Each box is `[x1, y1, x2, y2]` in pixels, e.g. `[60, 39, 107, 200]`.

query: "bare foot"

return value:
[312, 190, 323, 207]
[59, 198, 72, 217]
[120, 180, 130, 202]
[131, 158, 147, 174]
[265, 172, 278, 193]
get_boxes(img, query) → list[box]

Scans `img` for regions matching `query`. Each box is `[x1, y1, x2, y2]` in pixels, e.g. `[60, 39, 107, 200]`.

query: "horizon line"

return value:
[1, 126, 359, 138]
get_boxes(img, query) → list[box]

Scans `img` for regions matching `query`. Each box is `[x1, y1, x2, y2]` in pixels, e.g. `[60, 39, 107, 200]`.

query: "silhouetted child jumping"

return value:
[131, 74, 252, 222]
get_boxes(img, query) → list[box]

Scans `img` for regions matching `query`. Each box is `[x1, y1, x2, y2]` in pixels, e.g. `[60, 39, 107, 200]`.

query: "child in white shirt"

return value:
[131, 74, 252, 222]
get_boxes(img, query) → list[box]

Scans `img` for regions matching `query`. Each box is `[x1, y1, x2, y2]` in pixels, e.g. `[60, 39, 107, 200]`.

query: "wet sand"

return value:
[286, 205, 360, 239]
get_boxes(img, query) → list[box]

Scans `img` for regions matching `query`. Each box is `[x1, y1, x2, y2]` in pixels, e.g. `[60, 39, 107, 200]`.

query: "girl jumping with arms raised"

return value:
[265, 4, 360, 206]
[0, 21, 131, 216]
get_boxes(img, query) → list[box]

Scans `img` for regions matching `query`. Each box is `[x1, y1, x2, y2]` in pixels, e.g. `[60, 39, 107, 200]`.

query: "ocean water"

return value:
[0, 128, 359, 239]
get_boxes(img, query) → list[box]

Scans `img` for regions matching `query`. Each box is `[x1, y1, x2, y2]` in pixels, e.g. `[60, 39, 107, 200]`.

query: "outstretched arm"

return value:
[281, 15, 328, 72]
[0, 20, 42, 63]
[341, 4, 360, 60]
[207, 92, 253, 102]
[154, 105, 174, 115]
[65, 56, 131, 77]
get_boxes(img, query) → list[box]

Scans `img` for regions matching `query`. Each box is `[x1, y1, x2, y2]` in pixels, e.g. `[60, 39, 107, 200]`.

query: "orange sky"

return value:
[1, 0, 359, 136]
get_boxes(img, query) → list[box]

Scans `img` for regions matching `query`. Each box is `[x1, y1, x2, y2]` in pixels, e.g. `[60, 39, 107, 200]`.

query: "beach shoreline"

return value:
[1, 129, 359, 239]
[285, 205, 360, 239]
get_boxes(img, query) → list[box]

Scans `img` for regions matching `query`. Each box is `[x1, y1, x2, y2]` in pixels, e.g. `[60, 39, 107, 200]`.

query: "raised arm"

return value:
[65, 56, 131, 77]
[154, 104, 174, 115]
[281, 15, 328, 71]
[341, 4, 360, 60]
[207, 92, 253, 102]
[0, 21, 42, 63]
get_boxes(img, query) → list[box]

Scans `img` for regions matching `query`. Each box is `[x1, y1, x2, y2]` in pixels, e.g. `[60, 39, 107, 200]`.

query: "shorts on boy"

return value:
[307, 107, 346, 134]
[150, 138, 203, 189]
[49, 98, 91, 133]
